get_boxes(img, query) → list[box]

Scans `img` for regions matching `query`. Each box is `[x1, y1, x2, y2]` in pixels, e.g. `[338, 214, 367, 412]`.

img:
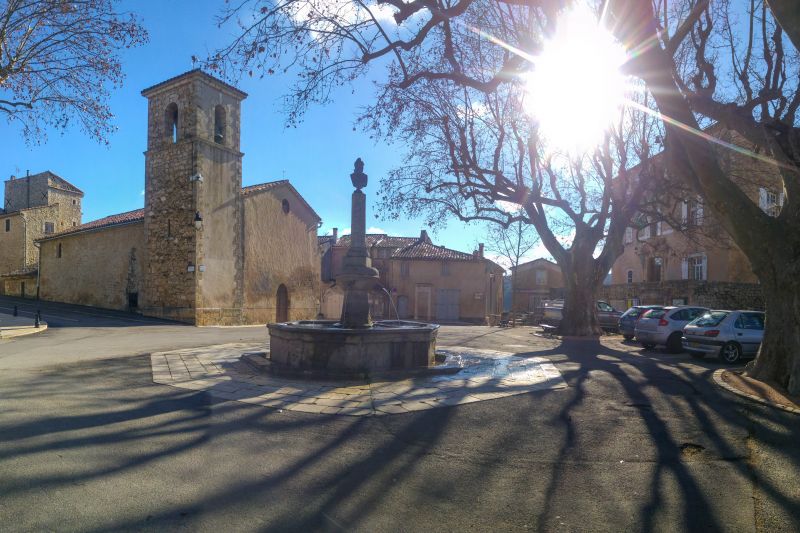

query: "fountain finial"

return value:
[350, 158, 368, 190]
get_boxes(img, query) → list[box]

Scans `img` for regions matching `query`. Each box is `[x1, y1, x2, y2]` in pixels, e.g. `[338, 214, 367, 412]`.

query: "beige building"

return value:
[609, 128, 781, 308]
[30, 70, 321, 325]
[509, 258, 565, 313]
[0, 171, 83, 297]
[320, 230, 504, 323]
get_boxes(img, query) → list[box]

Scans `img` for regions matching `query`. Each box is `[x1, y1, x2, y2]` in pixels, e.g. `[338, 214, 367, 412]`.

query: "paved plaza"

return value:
[151, 344, 567, 416]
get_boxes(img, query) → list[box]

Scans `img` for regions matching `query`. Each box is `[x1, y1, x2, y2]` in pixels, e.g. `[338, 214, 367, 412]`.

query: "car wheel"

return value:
[688, 351, 705, 359]
[721, 342, 742, 364]
[623, 334, 634, 341]
[641, 343, 656, 350]
[666, 332, 684, 354]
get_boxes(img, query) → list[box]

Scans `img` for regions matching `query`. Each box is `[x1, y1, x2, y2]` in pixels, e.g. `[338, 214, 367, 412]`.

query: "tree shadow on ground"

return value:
[0, 340, 797, 532]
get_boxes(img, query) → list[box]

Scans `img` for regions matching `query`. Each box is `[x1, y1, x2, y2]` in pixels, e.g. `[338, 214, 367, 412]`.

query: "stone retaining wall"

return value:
[600, 281, 764, 311]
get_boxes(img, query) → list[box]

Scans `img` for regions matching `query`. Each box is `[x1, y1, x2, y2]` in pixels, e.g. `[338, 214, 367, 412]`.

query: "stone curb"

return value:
[0, 323, 48, 339]
[712, 369, 800, 415]
[150, 344, 569, 416]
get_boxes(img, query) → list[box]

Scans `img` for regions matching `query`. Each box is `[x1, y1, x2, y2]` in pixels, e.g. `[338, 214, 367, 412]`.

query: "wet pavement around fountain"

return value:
[151, 343, 567, 415]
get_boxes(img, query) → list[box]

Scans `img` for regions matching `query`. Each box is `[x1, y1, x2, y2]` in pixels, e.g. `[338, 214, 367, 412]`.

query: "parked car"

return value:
[618, 305, 665, 341]
[682, 310, 765, 364]
[635, 306, 709, 353]
[540, 300, 622, 331]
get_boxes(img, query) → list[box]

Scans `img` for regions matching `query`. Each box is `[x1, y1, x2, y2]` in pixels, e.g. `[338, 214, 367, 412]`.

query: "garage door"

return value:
[436, 289, 460, 321]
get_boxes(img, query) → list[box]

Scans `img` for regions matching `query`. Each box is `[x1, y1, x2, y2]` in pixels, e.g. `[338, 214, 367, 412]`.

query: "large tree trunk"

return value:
[559, 260, 603, 337]
[747, 263, 800, 395]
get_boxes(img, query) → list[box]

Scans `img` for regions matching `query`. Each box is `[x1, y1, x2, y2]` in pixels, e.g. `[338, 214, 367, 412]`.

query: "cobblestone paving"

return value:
[151, 343, 567, 416]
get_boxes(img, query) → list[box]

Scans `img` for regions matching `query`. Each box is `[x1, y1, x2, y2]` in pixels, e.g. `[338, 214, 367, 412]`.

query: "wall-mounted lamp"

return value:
[187, 262, 195, 273]
[194, 211, 203, 230]
[189, 173, 204, 183]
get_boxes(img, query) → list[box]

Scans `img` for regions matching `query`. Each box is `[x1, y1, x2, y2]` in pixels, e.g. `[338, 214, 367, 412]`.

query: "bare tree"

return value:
[601, 0, 800, 393]
[210, 0, 658, 335]
[481, 218, 540, 320]
[0, 0, 147, 144]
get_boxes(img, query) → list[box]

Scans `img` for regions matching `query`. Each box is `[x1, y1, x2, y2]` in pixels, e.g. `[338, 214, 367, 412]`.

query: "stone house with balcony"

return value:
[11, 70, 321, 325]
[606, 128, 781, 311]
[0, 171, 84, 297]
[319, 230, 504, 323]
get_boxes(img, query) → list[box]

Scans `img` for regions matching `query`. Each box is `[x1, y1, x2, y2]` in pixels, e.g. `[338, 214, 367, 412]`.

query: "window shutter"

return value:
[681, 258, 688, 280]
[702, 254, 707, 280]
[681, 201, 688, 225]
[778, 191, 785, 206]
[759, 187, 768, 210]
[656, 221, 662, 235]
[625, 227, 633, 244]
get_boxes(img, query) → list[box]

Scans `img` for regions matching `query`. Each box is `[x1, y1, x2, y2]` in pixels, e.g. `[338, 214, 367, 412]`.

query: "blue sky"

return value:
[1, 1, 499, 259]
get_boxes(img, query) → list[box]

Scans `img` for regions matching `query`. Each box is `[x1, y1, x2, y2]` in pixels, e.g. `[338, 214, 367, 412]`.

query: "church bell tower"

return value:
[140, 70, 247, 324]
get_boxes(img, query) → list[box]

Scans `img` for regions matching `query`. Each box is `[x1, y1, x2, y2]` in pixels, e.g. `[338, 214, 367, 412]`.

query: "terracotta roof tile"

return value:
[391, 241, 477, 261]
[42, 208, 144, 240]
[241, 180, 288, 195]
[336, 234, 420, 248]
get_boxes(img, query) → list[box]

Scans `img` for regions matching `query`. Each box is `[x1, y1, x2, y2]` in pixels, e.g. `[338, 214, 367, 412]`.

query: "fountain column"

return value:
[338, 159, 379, 328]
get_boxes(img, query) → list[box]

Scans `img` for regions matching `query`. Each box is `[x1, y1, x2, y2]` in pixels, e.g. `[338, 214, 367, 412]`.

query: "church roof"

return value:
[38, 208, 144, 241]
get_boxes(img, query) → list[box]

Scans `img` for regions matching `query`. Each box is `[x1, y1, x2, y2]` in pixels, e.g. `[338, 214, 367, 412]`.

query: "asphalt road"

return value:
[0, 296, 798, 532]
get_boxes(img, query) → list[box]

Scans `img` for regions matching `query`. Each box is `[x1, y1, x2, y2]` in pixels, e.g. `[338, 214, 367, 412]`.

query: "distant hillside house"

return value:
[320, 230, 504, 324]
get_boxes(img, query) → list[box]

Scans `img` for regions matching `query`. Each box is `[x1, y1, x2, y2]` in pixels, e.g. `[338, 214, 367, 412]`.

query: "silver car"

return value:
[635, 306, 709, 353]
[682, 310, 765, 364]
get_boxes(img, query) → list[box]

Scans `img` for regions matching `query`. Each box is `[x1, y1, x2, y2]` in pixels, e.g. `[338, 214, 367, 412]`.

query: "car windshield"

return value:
[691, 311, 729, 327]
[642, 309, 667, 319]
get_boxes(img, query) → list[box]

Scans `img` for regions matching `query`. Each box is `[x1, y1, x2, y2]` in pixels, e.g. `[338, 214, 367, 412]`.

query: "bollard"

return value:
[13, 305, 18, 317]
[34, 311, 40, 328]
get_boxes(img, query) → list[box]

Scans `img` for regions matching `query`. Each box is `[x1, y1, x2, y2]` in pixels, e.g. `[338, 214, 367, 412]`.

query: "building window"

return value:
[627, 270, 633, 284]
[72, 220, 77, 227]
[535, 270, 547, 285]
[282, 199, 290, 214]
[759, 187, 783, 217]
[625, 227, 633, 244]
[400, 261, 410, 277]
[214, 105, 226, 144]
[72, 199, 77, 205]
[639, 223, 651, 240]
[57, 243, 62, 258]
[4, 219, 9, 232]
[165, 103, 179, 143]
[689, 197, 704, 226]
[647, 257, 663, 282]
[684, 254, 706, 281]
[44, 222, 54, 234]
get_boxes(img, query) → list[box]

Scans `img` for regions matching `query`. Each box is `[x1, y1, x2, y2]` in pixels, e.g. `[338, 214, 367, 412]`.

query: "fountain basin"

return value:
[267, 320, 439, 377]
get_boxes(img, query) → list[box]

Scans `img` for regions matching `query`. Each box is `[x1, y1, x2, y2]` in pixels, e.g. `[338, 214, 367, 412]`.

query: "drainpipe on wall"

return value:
[33, 241, 41, 300]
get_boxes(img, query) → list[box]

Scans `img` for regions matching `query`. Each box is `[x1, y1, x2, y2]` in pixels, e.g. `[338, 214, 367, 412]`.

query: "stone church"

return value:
[12, 70, 321, 325]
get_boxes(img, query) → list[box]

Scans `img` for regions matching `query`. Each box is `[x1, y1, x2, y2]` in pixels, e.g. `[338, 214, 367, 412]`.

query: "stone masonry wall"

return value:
[39, 222, 145, 310]
[600, 281, 764, 312]
[0, 213, 26, 275]
[3, 174, 49, 211]
[242, 189, 320, 324]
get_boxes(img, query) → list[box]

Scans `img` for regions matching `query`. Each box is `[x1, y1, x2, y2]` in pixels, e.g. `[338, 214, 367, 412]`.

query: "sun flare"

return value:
[524, 4, 630, 153]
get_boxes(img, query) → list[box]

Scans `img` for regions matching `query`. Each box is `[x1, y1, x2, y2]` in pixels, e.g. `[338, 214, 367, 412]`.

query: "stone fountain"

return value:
[266, 159, 438, 378]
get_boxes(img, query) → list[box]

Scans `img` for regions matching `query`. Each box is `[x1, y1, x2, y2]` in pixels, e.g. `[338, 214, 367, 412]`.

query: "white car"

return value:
[635, 306, 709, 353]
[682, 310, 765, 364]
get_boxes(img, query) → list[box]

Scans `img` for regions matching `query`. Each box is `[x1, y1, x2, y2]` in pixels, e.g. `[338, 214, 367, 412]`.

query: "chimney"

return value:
[332, 227, 338, 244]
[478, 243, 484, 258]
[419, 229, 429, 243]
